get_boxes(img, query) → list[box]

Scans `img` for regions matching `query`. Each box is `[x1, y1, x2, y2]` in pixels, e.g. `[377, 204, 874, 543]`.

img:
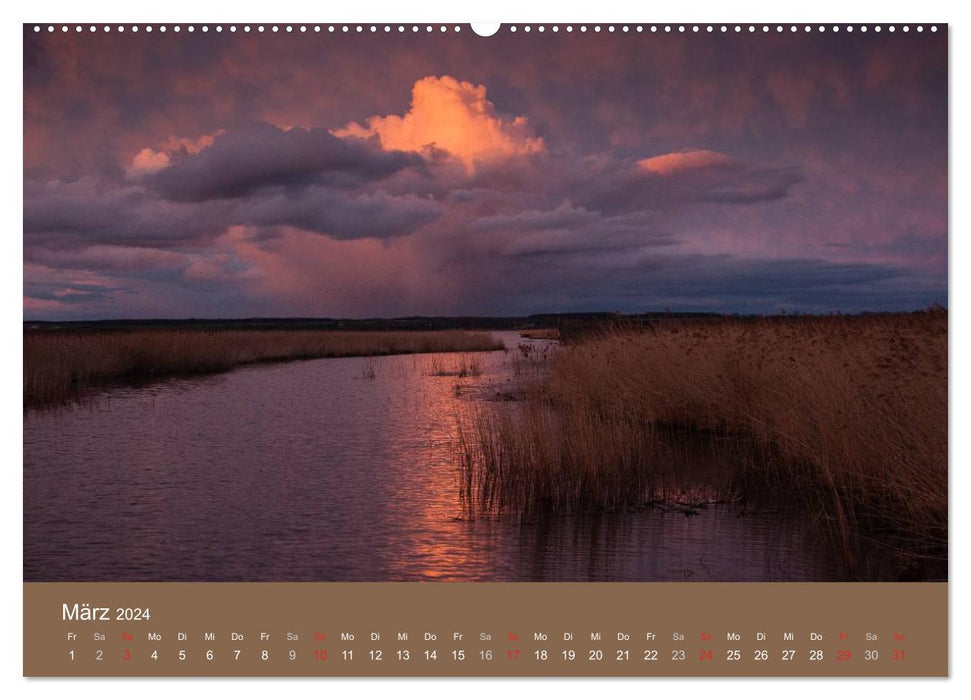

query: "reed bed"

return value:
[457, 312, 947, 568]
[24, 328, 503, 407]
[423, 353, 483, 378]
[519, 328, 560, 341]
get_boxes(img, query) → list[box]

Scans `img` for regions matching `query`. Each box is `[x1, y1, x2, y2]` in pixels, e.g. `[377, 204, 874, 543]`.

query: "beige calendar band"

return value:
[24, 582, 947, 677]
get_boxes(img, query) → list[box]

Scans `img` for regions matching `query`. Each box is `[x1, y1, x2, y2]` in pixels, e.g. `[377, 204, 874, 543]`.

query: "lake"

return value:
[24, 332, 862, 581]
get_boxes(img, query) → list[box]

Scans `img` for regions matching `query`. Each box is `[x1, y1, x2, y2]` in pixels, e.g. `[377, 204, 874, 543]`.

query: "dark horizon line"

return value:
[23, 305, 947, 327]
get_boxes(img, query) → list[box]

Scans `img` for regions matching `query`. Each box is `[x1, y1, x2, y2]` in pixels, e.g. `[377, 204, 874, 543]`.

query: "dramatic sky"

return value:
[23, 27, 947, 319]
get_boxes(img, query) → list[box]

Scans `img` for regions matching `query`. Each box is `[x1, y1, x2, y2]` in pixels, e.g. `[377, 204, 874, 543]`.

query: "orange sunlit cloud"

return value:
[637, 149, 735, 176]
[126, 131, 224, 178]
[335, 75, 545, 173]
[126, 148, 171, 177]
[23, 30, 947, 318]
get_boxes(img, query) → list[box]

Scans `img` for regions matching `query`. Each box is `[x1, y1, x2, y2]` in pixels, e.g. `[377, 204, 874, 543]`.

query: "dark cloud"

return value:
[24, 244, 187, 274]
[453, 204, 679, 259]
[696, 166, 805, 204]
[24, 179, 231, 247]
[24, 172, 443, 258]
[469, 201, 599, 232]
[25, 281, 135, 305]
[231, 188, 444, 240]
[432, 250, 937, 316]
[145, 123, 425, 202]
[560, 158, 805, 214]
[22, 29, 946, 319]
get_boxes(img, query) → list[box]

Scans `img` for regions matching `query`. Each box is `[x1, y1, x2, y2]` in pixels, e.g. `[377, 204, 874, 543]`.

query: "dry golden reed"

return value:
[24, 328, 503, 407]
[458, 312, 947, 560]
[519, 328, 560, 341]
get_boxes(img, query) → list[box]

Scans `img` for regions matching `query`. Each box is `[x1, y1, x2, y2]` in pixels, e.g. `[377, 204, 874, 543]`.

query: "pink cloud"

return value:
[161, 131, 222, 155]
[335, 75, 544, 173]
[126, 148, 171, 177]
[126, 130, 225, 178]
[637, 149, 735, 176]
[210, 225, 449, 316]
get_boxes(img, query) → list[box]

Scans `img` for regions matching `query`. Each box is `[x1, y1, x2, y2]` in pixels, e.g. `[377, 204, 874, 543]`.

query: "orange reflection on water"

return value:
[377, 351, 507, 581]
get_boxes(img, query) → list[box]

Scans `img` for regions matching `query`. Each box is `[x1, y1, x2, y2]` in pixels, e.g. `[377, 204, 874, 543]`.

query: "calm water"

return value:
[25, 332, 857, 581]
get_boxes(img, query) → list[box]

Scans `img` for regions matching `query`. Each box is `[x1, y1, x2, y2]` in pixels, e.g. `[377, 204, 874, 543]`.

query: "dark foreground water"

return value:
[25, 332, 866, 581]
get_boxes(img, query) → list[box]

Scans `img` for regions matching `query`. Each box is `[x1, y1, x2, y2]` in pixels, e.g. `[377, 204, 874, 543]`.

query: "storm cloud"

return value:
[231, 188, 444, 240]
[145, 123, 425, 201]
[22, 27, 947, 319]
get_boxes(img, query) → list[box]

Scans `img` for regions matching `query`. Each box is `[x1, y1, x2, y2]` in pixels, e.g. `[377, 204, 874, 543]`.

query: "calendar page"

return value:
[21, 18, 948, 678]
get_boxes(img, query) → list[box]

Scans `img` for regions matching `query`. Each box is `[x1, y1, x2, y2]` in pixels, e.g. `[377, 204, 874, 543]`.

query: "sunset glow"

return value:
[23, 29, 947, 319]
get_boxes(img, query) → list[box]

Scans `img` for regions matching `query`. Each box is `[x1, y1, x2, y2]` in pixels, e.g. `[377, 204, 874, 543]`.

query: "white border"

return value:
[3, 1, 965, 699]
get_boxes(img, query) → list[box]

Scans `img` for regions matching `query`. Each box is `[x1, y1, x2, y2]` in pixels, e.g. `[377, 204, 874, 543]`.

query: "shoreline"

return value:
[23, 328, 505, 409]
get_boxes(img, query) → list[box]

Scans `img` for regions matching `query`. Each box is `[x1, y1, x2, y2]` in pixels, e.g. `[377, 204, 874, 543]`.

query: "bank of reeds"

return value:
[25, 328, 503, 407]
[457, 312, 947, 568]
[519, 328, 560, 341]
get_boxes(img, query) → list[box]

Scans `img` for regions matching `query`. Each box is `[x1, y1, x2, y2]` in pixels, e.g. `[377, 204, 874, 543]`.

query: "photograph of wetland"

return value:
[24, 26, 947, 582]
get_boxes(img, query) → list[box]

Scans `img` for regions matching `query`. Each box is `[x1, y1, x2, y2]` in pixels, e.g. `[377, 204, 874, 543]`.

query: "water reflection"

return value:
[25, 332, 862, 581]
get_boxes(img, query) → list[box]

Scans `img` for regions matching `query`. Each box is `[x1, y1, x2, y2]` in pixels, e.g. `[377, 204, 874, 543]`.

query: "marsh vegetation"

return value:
[519, 328, 561, 341]
[24, 328, 503, 407]
[457, 311, 947, 577]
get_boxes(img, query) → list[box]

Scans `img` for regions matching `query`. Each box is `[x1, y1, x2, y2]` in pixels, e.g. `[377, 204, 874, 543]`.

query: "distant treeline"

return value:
[24, 308, 942, 340]
[23, 312, 721, 334]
